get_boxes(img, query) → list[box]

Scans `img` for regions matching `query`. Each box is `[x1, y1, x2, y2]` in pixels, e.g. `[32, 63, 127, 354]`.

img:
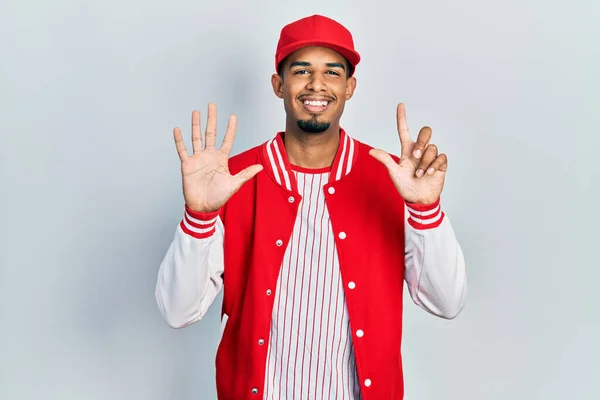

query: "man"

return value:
[155, 14, 467, 400]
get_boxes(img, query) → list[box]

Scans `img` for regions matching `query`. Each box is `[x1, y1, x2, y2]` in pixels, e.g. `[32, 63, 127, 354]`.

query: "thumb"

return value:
[232, 164, 264, 188]
[369, 149, 397, 172]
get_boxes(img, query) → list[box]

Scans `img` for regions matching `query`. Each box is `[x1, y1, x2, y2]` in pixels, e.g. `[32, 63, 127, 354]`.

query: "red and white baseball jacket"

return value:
[155, 129, 467, 400]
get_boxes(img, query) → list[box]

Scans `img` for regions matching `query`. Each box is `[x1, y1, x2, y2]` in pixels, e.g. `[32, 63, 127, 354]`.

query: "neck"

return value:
[283, 121, 341, 169]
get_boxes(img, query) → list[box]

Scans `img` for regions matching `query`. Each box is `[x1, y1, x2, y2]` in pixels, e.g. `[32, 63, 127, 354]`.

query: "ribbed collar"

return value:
[261, 128, 359, 193]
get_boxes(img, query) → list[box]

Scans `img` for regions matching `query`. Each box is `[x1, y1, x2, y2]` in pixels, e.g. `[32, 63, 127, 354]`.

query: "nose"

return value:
[306, 74, 327, 92]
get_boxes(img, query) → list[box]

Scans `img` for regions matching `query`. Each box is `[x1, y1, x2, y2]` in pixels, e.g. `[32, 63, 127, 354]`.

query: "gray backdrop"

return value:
[1, 0, 598, 399]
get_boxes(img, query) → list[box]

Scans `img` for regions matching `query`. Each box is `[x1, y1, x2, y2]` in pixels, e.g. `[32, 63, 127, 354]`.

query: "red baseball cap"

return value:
[275, 15, 361, 76]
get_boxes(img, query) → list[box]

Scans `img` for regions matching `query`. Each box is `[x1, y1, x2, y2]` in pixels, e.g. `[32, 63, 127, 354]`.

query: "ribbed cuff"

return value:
[179, 205, 220, 239]
[406, 198, 444, 230]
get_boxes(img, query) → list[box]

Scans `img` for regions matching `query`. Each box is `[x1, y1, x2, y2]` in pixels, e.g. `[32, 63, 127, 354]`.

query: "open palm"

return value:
[173, 104, 263, 213]
[369, 103, 447, 205]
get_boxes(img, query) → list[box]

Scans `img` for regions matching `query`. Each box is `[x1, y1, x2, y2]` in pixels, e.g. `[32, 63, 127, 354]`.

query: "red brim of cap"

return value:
[276, 40, 361, 76]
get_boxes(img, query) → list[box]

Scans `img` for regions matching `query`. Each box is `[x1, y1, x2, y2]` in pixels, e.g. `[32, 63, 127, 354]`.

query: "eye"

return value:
[294, 69, 310, 75]
[326, 70, 341, 76]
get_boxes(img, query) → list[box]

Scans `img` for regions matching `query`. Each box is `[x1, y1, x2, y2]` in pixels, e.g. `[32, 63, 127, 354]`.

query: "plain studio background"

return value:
[0, 0, 598, 399]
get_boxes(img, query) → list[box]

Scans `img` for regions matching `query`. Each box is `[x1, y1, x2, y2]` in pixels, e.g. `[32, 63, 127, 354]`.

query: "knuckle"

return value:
[433, 156, 447, 167]
[419, 126, 432, 135]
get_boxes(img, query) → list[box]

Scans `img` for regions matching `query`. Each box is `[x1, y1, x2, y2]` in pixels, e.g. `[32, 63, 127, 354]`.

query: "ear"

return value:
[271, 73, 284, 99]
[345, 76, 357, 100]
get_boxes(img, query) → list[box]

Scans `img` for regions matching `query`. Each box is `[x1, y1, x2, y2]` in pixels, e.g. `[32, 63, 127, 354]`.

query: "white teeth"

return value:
[304, 100, 328, 106]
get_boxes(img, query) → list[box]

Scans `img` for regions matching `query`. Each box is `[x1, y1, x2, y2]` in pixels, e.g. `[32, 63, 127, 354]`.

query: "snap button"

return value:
[348, 281, 356, 289]
[258, 339, 264, 345]
[328, 187, 335, 194]
[266, 289, 272, 296]
[364, 379, 371, 387]
[339, 232, 347, 240]
[251, 387, 259, 394]
[356, 329, 364, 338]
[276, 239, 283, 246]
[288, 196, 295, 203]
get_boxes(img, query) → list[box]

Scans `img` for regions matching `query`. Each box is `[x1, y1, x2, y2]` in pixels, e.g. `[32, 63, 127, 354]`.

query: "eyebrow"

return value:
[289, 61, 346, 71]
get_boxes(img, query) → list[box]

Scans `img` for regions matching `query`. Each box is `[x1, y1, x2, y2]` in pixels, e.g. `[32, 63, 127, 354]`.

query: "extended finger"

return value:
[413, 126, 432, 159]
[173, 127, 189, 161]
[396, 103, 413, 158]
[220, 115, 237, 155]
[426, 153, 448, 175]
[232, 164, 264, 190]
[415, 144, 438, 177]
[191, 110, 202, 153]
[205, 103, 217, 149]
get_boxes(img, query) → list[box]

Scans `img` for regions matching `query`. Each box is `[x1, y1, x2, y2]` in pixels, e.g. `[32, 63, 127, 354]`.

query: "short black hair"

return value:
[277, 56, 353, 79]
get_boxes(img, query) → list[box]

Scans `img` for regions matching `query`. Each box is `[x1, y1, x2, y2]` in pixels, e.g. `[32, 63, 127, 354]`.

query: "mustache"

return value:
[298, 94, 336, 101]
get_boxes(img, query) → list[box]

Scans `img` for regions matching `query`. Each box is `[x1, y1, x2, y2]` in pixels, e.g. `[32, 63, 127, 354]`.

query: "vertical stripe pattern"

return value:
[263, 170, 361, 400]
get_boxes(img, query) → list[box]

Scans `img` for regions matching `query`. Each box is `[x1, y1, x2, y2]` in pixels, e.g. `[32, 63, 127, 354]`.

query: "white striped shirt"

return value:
[263, 169, 361, 400]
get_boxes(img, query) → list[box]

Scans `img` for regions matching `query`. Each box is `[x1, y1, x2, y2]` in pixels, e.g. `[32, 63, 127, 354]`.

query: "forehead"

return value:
[286, 46, 346, 64]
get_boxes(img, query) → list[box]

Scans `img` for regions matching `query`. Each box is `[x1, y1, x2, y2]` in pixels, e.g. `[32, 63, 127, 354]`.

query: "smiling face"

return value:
[271, 46, 357, 135]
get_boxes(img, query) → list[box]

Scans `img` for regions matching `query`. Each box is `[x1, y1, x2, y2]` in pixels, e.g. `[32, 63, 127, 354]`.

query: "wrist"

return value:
[185, 204, 221, 219]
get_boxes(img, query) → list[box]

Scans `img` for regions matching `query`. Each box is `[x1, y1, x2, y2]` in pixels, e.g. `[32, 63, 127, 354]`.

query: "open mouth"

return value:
[300, 98, 332, 113]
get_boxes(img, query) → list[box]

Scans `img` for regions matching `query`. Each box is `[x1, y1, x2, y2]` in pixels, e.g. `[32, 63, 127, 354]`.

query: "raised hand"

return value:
[369, 103, 447, 205]
[173, 104, 263, 213]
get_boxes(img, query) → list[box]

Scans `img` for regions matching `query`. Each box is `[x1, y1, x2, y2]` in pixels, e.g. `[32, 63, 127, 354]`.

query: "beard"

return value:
[297, 116, 330, 134]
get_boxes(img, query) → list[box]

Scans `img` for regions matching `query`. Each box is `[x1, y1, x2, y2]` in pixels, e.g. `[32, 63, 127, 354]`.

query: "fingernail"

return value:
[413, 149, 422, 158]
[416, 169, 424, 177]
[427, 167, 435, 175]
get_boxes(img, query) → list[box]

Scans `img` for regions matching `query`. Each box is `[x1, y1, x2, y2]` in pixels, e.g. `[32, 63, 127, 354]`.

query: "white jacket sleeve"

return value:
[155, 207, 225, 328]
[403, 199, 467, 319]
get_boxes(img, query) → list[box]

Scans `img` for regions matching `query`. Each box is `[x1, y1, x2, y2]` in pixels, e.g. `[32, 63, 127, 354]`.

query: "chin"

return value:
[297, 117, 331, 134]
